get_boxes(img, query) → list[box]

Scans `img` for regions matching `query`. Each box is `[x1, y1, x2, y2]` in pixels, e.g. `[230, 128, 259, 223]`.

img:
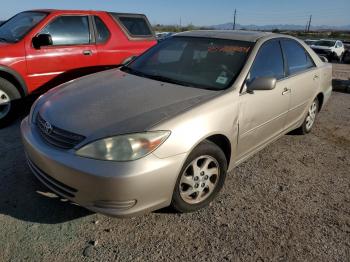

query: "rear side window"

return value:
[94, 16, 110, 43]
[110, 13, 153, 37]
[281, 39, 315, 75]
[250, 40, 285, 81]
[41, 16, 90, 45]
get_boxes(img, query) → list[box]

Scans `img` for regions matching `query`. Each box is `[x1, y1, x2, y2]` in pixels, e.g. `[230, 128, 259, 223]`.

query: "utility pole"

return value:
[307, 15, 312, 32]
[305, 21, 308, 32]
[233, 9, 237, 30]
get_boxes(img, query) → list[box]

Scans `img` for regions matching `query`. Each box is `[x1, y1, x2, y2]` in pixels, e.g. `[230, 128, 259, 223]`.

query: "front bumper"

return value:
[21, 117, 187, 217]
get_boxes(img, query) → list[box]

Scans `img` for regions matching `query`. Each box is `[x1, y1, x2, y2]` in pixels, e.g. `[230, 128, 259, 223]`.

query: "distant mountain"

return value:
[210, 23, 350, 31]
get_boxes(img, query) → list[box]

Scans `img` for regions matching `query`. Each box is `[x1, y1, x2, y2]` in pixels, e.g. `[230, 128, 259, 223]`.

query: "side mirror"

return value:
[32, 34, 53, 49]
[319, 56, 328, 63]
[247, 77, 277, 92]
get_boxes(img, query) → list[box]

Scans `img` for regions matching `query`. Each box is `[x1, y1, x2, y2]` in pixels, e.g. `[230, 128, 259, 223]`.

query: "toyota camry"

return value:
[21, 30, 332, 217]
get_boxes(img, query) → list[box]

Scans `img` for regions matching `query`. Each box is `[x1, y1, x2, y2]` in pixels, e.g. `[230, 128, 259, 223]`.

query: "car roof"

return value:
[175, 30, 275, 42]
[28, 9, 145, 16]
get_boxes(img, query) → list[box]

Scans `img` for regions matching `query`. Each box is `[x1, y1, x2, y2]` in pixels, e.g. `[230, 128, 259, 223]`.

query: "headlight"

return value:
[76, 131, 170, 161]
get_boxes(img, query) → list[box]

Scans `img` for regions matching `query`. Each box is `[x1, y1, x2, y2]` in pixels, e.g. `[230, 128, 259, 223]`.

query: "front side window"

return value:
[0, 11, 47, 42]
[281, 39, 315, 75]
[94, 16, 110, 43]
[122, 36, 253, 90]
[40, 16, 90, 46]
[249, 40, 285, 81]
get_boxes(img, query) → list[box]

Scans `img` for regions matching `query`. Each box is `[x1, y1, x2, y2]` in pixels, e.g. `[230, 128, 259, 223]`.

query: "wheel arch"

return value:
[316, 92, 324, 111]
[205, 134, 232, 167]
[0, 66, 28, 97]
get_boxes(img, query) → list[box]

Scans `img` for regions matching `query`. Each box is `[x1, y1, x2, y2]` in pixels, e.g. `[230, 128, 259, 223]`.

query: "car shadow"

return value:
[0, 103, 92, 224]
[332, 79, 350, 94]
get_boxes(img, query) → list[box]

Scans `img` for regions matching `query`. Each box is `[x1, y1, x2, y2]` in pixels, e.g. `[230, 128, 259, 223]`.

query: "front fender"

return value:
[0, 65, 28, 96]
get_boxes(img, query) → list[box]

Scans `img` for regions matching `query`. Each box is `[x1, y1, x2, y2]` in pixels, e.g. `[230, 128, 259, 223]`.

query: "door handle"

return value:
[313, 74, 319, 80]
[282, 87, 291, 95]
[83, 50, 92, 56]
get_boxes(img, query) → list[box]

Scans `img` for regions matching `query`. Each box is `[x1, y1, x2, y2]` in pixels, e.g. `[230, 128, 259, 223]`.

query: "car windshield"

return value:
[122, 36, 253, 90]
[0, 11, 48, 43]
[313, 40, 336, 47]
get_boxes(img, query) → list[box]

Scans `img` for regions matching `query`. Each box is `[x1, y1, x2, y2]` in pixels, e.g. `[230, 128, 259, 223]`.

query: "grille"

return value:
[27, 157, 78, 198]
[36, 114, 85, 149]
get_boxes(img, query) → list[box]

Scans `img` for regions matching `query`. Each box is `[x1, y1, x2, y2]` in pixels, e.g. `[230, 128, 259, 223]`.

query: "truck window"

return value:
[40, 16, 90, 46]
[109, 13, 153, 37]
[94, 16, 110, 43]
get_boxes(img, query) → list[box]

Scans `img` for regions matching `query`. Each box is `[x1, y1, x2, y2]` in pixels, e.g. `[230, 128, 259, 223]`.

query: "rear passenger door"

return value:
[25, 14, 98, 90]
[280, 39, 319, 129]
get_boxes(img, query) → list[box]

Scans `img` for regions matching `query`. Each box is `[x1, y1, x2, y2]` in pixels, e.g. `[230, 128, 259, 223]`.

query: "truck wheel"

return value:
[0, 78, 21, 127]
[171, 140, 227, 213]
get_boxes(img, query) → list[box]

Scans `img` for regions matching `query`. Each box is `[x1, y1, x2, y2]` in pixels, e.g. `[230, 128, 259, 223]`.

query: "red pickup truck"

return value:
[0, 10, 157, 125]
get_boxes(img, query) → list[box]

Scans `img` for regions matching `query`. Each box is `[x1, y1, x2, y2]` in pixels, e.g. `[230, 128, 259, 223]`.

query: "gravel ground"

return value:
[0, 88, 349, 261]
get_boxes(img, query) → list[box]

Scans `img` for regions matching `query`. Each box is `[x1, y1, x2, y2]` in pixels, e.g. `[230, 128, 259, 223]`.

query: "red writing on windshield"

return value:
[208, 46, 251, 53]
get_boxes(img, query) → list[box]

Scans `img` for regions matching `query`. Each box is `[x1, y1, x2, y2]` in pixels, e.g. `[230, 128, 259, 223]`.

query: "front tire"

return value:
[0, 78, 21, 127]
[171, 140, 227, 213]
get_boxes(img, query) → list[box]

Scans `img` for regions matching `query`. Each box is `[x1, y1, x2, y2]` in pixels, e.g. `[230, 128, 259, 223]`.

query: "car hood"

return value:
[39, 69, 218, 140]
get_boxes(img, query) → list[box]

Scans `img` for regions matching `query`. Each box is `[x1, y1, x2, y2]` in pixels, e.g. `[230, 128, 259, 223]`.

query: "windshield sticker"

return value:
[208, 46, 251, 54]
[216, 76, 228, 85]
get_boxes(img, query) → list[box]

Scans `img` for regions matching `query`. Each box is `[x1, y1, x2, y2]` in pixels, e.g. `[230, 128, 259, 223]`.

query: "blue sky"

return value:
[0, 0, 349, 26]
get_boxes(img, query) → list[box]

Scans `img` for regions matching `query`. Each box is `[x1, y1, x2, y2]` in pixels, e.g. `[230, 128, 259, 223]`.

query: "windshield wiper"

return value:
[121, 66, 192, 86]
[120, 66, 148, 78]
[0, 37, 8, 42]
[145, 74, 194, 87]
[121, 66, 216, 90]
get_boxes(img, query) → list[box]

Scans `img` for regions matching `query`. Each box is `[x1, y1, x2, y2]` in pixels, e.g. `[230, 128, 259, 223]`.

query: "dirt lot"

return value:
[0, 68, 350, 261]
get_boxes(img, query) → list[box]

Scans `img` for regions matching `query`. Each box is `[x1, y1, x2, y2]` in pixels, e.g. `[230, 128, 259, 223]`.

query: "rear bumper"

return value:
[21, 117, 187, 217]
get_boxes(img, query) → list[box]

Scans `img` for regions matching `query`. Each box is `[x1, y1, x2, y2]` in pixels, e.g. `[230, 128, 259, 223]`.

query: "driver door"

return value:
[237, 39, 291, 159]
[25, 14, 97, 91]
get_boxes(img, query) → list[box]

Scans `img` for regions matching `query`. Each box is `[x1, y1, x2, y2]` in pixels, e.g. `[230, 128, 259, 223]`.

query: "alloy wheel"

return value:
[179, 155, 220, 204]
[0, 89, 11, 120]
[305, 101, 317, 131]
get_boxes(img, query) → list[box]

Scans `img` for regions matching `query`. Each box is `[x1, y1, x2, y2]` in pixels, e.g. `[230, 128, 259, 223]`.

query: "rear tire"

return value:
[171, 140, 227, 213]
[294, 98, 319, 135]
[0, 78, 21, 127]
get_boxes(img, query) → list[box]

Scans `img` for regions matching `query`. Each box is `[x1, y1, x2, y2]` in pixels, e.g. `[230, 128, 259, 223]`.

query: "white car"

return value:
[156, 32, 173, 42]
[311, 39, 345, 62]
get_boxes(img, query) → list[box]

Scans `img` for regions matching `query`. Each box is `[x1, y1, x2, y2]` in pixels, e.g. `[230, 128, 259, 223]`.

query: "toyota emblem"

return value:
[44, 121, 53, 134]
